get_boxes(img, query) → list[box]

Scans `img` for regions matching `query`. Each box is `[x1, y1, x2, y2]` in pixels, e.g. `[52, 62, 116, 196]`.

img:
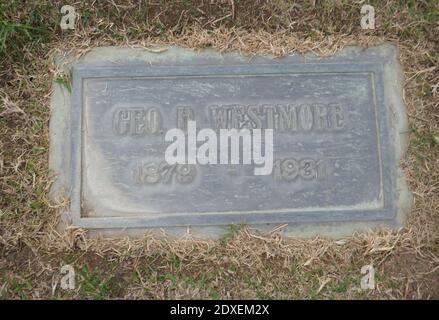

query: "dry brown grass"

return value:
[0, 0, 438, 299]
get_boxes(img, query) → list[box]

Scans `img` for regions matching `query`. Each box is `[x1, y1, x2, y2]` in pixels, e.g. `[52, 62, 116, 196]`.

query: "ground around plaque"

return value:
[0, 1, 438, 299]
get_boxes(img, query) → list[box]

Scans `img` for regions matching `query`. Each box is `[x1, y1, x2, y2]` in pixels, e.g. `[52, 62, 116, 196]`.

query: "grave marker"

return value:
[49, 45, 412, 237]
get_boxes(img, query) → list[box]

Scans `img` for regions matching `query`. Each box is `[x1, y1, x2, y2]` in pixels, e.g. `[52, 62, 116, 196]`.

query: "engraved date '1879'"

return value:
[133, 161, 197, 185]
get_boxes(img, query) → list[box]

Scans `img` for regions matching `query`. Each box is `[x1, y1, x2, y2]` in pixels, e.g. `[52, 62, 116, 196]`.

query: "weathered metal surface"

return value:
[49, 45, 411, 237]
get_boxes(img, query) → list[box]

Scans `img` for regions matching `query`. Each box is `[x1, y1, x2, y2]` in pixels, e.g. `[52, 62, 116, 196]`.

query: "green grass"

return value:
[55, 73, 72, 93]
[1, 274, 32, 299]
[221, 224, 245, 242]
[0, 4, 48, 60]
[78, 263, 124, 299]
[411, 128, 439, 150]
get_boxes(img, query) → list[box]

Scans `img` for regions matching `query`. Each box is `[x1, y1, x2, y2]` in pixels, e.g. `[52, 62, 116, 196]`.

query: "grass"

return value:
[0, 3, 50, 62]
[54, 73, 71, 93]
[0, 18, 44, 56]
[0, 0, 438, 299]
[77, 264, 123, 299]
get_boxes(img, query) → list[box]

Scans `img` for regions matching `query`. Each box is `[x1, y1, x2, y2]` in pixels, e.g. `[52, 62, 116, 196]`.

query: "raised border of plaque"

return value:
[49, 44, 412, 237]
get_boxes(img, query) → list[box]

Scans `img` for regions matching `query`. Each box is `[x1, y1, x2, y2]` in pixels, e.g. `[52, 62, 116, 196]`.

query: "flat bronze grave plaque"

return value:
[50, 45, 411, 237]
